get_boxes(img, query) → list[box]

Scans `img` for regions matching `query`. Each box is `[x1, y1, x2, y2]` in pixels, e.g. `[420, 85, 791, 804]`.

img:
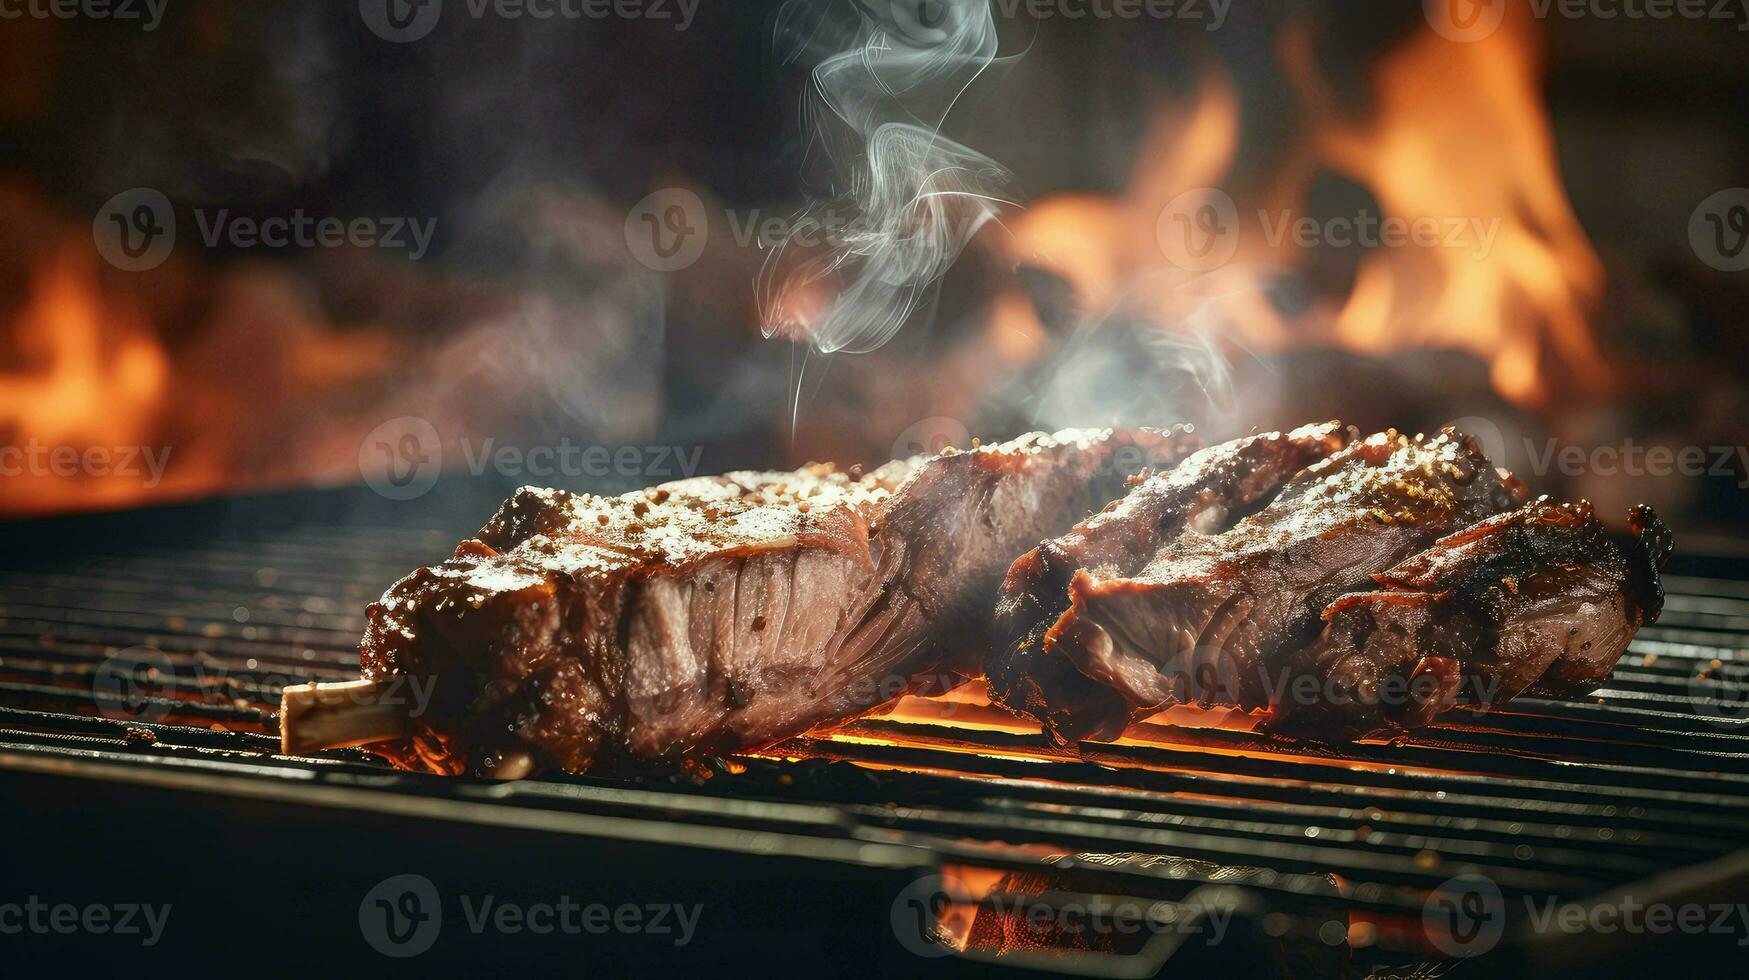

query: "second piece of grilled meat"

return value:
[992, 427, 1523, 744]
[989, 422, 1350, 743]
[1270, 497, 1672, 736]
[356, 427, 1197, 775]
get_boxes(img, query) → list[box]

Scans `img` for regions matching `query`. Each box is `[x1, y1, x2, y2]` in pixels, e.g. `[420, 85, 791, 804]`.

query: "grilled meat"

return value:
[1270, 498, 1673, 736]
[354, 428, 1196, 775]
[989, 422, 1350, 743]
[992, 427, 1523, 744]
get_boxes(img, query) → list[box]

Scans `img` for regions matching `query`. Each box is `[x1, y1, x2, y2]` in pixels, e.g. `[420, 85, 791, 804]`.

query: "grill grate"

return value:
[3, 493, 1747, 975]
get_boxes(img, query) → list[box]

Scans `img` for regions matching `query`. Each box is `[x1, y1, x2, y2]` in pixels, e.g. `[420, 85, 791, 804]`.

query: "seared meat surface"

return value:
[989, 422, 1350, 744]
[992, 428, 1523, 744]
[357, 428, 1195, 775]
[315, 416, 1673, 771]
[1271, 498, 1672, 735]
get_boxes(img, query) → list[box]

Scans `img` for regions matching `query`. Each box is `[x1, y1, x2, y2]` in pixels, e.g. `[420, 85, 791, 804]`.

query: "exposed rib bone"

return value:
[279, 679, 410, 756]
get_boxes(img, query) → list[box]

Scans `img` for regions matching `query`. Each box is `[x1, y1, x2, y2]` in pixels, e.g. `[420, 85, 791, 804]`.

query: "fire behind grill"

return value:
[3, 486, 1747, 976]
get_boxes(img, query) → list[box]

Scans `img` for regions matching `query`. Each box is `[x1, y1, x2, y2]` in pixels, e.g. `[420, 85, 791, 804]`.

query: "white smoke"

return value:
[763, 0, 1016, 356]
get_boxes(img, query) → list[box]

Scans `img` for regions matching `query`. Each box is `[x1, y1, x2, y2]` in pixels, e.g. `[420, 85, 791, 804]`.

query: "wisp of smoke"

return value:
[976, 296, 1240, 439]
[763, 0, 1017, 356]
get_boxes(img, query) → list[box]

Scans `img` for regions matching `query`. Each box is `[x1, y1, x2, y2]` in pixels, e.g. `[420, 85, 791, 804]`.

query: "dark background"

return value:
[0, 0, 1745, 532]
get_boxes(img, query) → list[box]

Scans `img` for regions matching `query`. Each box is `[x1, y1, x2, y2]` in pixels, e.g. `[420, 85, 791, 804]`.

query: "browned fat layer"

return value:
[472, 467, 904, 576]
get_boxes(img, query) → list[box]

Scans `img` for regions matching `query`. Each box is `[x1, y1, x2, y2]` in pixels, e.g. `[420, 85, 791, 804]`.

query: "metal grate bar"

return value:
[1, 506, 1747, 976]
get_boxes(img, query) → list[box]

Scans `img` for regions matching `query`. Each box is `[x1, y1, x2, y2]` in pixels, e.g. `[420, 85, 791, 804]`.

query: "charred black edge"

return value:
[990, 545, 1133, 746]
[1626, 504, 1674, 625]
[1218, 432, 1524, 739]
[982, 428, 1229, 746]
[1273, 499, 1677, 739]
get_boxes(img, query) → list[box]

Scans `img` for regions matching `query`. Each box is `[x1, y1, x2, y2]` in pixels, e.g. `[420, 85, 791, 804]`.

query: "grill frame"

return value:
[4, 485, 1748, 976]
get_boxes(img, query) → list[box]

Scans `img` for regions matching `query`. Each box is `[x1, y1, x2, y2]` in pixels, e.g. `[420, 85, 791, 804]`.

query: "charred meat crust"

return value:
[360, 467, 903, 774]
[1269, 498, 1672, 737]
[993, 426, 1523, 745]
[1625, 503, 1674, 624]
[359, 427, 1197, 775]
[988, 422, 1351, 744]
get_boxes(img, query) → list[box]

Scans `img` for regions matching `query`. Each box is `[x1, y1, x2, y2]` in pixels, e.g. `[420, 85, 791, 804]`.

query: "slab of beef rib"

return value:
[347, 427, 1196, 775]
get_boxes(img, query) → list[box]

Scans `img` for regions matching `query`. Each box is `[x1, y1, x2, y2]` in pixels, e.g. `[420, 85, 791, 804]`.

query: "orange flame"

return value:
[0, 221, 403, 516]
[0, 247, 167, 448]
[1299, 7, 1606, 403]
[0, 246, 172, 513]
[1, 8, 1607, 516]
[1001, 7, 1603, 408]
